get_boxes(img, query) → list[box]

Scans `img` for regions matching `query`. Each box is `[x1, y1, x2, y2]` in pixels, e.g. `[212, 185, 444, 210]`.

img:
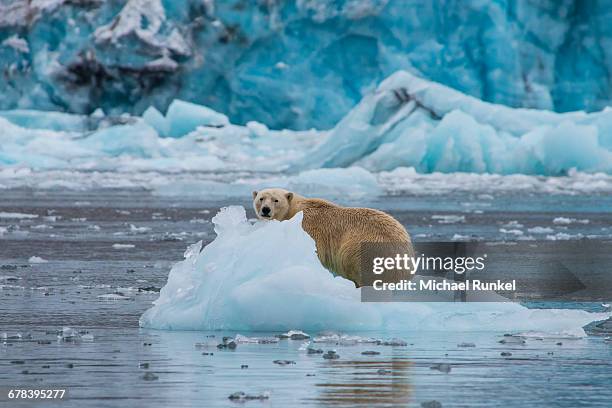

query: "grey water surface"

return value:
[1, 187, 611, 407]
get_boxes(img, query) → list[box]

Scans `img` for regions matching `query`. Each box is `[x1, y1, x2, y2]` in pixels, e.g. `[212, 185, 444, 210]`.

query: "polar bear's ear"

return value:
[252, 191, 258, 200]
[285, 192, 293, 202]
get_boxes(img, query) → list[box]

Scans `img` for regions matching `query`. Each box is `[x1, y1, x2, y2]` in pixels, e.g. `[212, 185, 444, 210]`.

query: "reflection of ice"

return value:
[140, 206, 610, 334]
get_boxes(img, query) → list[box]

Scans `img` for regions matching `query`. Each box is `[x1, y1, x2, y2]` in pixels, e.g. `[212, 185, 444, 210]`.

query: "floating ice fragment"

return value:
[58, 327, 80, 342]
[28, 256, 48, 263]
[112, 244, 135, 249]
[0, 212, 38, 219]
[277, 330, 310, 340]
[527, 226, 554, 234]
[98, 293, 131, 300]
[139, 206, 611, 333]
[432, 215, 465, 224]
[129, 224, 151, 233]
[553, 217, 589, 225]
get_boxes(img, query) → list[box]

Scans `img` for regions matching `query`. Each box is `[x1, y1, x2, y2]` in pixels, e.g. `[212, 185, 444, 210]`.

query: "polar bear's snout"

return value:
[261, 206, 271, 217]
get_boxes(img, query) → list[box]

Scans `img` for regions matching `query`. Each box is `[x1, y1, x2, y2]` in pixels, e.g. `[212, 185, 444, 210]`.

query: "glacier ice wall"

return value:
[2, 70, 610, 176]
[139, 206, 610, 332]
[1, 0, 612, 130]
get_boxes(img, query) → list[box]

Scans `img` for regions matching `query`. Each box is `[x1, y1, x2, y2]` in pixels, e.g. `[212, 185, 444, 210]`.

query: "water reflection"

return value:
[313, 358, 412, 406]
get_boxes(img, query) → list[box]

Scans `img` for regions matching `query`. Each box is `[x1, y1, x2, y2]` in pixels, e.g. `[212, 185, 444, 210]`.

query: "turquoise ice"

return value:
[1, 0, 612, 129]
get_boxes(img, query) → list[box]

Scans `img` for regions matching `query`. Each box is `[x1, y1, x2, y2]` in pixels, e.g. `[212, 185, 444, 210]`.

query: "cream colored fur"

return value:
[253, 188, 414, 287]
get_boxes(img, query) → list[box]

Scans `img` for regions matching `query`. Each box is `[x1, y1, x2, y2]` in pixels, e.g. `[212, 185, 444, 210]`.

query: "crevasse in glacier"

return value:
[1, 0, 611, 129]
[139, 206, 610, 332]
[1, 71, 611, 176]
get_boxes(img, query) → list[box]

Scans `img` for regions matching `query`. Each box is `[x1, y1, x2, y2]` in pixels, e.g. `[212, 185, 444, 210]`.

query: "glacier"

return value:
[139, 206, 610, 332]
[1, 0, 612, 130]
[1, 71, 611, 180]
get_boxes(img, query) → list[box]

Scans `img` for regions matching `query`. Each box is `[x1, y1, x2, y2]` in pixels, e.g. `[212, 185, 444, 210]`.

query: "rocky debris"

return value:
[422, 400, 443, 408]
[10, 360, 25, 364]
[139, 363, 150, 369]
[361, 350, 381, 355]
[322, 350, 339, 360]
[556, 342, 563, 346]
[499, 336, 525, 345]
[202, 352, 214, 356]
[241, 365, 248, 369]
[217, 337, 237, 350]
[430, 363, 452, 373]
[142, 372, 159, 381]
[307, 347, 323, 354]
[273, 360, 295, 366]
[457, 342, 476, 348]
[377, 369, 392, 375]
[501, 352, 512, 357]
[228, 391, 270, 401]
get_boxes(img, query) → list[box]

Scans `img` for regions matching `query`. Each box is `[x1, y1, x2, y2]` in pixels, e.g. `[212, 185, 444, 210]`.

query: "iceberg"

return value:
[139, 206, 609, 333]
[2, 1, 612, 129]
[1, 71, 611, 178]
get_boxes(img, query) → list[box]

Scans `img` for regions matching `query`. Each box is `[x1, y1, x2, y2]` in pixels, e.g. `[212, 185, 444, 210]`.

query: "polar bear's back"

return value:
[293, 198, 414, 287]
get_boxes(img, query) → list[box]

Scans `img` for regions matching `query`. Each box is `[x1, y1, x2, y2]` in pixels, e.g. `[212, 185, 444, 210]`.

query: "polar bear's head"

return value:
[252, 188, 294, 221]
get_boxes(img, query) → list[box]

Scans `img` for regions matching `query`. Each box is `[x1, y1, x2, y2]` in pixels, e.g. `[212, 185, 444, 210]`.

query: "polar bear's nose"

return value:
[261, 206, 271, 216]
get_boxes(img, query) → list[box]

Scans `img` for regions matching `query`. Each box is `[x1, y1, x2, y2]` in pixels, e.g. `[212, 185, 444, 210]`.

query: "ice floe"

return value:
[140, 206, 610, 333]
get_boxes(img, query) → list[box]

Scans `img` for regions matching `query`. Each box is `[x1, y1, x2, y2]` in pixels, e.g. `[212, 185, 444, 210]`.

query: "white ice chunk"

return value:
[28, 256, 48, 263]
[140, 206, 610, 333]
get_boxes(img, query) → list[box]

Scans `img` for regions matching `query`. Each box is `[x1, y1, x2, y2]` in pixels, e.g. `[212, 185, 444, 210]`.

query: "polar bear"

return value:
[252, 188, 414, 287]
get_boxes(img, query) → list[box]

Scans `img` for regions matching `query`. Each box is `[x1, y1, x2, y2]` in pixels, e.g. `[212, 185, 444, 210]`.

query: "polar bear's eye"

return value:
[260, 198, 264, 201]
[274, 199, 279, 203]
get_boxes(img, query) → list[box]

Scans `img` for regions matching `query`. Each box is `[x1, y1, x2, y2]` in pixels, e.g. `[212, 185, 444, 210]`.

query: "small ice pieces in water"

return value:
[234, 334, 278, 344]
[112, 244, 135, 249]
[421, 401, 443, 408]
[277, 330, 310, 340]
[379, 338, 408, 346]
[129, 224, 151, 233]
[457, 342, 476, 348]
[501, 352, 512, 357]
[273, 360, 295, 365]
[28, 256, 48, 264]
[377, 369, 392, 375]
[228, 391, 270, 401]
[307, 347, 323, 354]
[553, 217, 589, 225]
[361, 350, 381, 355]
[97, 293, 131, 300]
[58, 327, 81, 342]
[313, 333, 379, 345]
[139, 363, 150, 368]
[322, 350, 339, 360]
[430, 363, 452, 373]
[432, 215, 465, 224]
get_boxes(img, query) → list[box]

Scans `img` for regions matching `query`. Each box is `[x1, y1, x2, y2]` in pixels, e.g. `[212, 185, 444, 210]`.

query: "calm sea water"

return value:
[1, 187, 611, 407]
